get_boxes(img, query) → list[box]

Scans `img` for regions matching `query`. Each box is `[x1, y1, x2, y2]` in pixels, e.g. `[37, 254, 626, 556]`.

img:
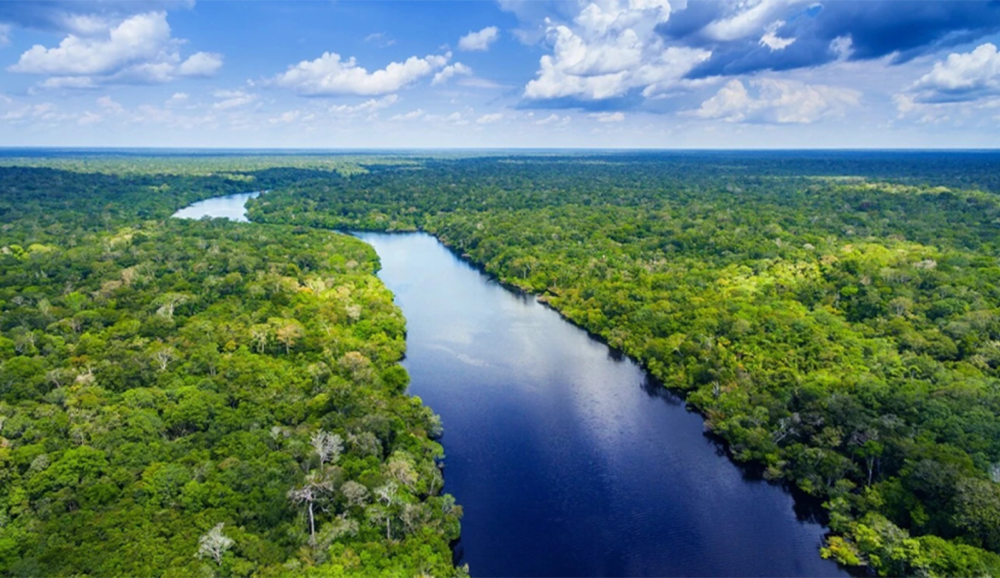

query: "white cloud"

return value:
[72, 96, 124, 126]
[458, 26, 499, 51]
[269, 110, 301, 125]
[97, 95, 124, 114]
[10, 12, 172, 76]
[178, 51, 223, 77]
[364, 32, 395, 47]
[760, 20, 794, 51]
[830, 36, 853, 61]
[272, 51, 450, 96]
[423, 111, 469, 125]
[476, 112, 504, 124]
[457, 76, 504, 89]
[0, 23, 11, 47]
[589, 111, 625, 122]
[523, 0, 712, 101]
[2, 102, 57, 122]
[166, 92, 188, 105]
[432, 62, 472, 85]
[390, 109, 425, 121]
[908, 43, 1000, 103]
[702, 0, 806, 42]
[77, 110, 103, 125]
[329, 94, 399, 116]
[534, 113, 573, 126]
[691, 78, 861, 123]
[116, 61, 175, 83]
[213, 89, 256, 110]
[7, 12, 222, 87]
[38, 76, 98, 89]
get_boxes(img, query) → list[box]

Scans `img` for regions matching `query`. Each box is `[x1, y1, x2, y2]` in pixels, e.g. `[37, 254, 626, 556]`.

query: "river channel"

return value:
[175, 193, 846, 577]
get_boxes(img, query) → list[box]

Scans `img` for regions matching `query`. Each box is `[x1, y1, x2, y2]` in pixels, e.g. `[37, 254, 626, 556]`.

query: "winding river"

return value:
[176, 193, 846, 577]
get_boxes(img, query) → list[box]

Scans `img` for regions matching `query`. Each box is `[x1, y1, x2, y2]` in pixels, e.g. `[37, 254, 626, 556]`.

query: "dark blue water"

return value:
[355, 232, 846, 578]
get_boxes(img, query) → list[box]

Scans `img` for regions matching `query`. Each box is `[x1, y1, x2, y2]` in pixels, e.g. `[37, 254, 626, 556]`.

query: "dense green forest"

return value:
[4, 151, 1000, 577]
[0, 165, 462, 577]
[243, 153, 1000, 577]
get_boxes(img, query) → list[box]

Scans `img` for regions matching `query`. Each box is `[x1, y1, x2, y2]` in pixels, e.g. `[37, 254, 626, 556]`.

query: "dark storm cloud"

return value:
[0, 0, 194, 33]
[668, 1, 1000, 79]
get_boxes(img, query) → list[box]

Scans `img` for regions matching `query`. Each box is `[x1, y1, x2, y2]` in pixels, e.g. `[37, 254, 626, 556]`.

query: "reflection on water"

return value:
[354, 232, 846, 578]
[171, 191, 261, 222]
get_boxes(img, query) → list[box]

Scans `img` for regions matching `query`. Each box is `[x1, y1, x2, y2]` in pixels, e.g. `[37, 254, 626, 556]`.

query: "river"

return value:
[171, 191, 261, 222]
[176, 193, 846, 577]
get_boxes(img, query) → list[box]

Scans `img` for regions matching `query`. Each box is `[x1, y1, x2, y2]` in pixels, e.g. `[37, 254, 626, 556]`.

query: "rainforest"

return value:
[2, 150, 1000, 577]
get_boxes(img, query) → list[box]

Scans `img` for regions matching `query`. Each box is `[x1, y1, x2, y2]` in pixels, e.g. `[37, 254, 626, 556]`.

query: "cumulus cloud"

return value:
[432, 62, 472, 85]
[7, 11, 222, 87]
[177, 51, 223, 77]
[908, 43, 1000, 104]
[459, 26, 499, 51]
[10, 12, 172, 76]
[522, 0, 712, 102]
[691, 78, 860, 123]
[272, 51, 450, 96]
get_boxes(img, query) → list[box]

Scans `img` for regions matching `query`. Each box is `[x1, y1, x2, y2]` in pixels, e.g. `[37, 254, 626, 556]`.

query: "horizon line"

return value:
[2, 146, 1000, 153]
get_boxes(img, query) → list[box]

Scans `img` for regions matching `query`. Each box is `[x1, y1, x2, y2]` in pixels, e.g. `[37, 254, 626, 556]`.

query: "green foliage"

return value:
[9, 151, 1000, 576]
[0, 167, 460, 577]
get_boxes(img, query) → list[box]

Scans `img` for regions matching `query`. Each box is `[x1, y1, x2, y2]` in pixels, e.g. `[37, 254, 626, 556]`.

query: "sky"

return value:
[1, 0, 1000, 149]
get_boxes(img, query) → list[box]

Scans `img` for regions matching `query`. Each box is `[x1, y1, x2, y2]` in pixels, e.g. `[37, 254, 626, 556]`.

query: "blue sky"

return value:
[1, 0, 1000, 148]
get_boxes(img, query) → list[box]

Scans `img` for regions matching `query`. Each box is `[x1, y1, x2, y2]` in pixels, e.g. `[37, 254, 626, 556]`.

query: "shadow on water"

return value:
[634, 369, 832, 527]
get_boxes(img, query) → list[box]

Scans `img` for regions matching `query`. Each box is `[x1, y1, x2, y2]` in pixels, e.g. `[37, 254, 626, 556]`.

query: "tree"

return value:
[952, 478, 1000, 552]
[368, 482, 400, 539]
[311, 430, 342, 466]
[149, 343, 177, 372]
[249, 323, 270, 354]
[155, 293, 189, 320]
[288, 471, 334, 541]
[341, 481, 369, 508]
[196, 523, 234, 566]
[272, 318, 305, 354]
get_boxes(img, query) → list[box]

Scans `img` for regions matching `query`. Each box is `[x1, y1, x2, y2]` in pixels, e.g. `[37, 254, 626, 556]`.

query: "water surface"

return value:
[355, 232, 846, 578]
[171, 191, 260, 222]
